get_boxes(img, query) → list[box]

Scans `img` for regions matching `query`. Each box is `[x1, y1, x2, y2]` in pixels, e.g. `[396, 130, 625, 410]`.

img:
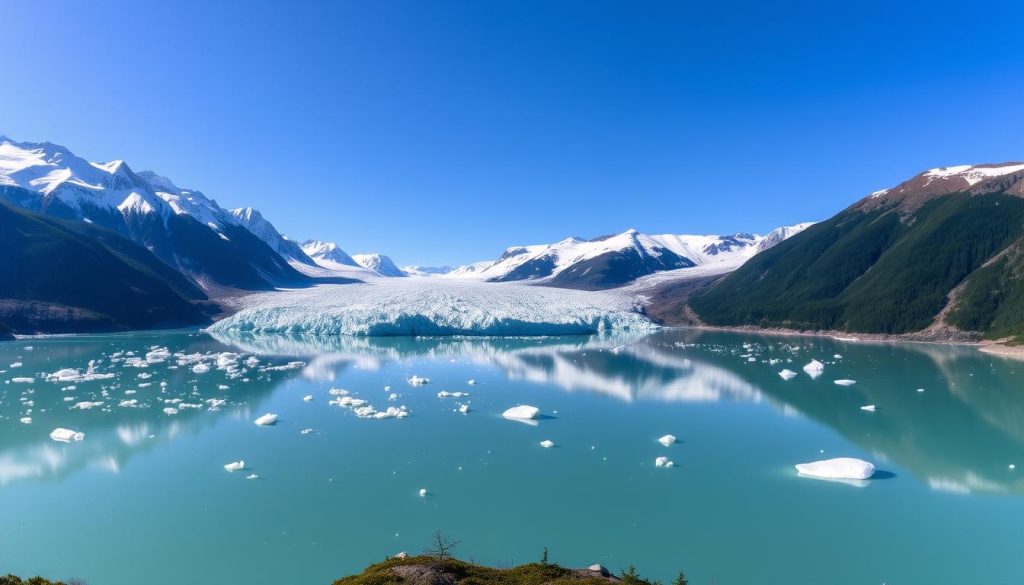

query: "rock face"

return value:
[0, 198, 212, 334]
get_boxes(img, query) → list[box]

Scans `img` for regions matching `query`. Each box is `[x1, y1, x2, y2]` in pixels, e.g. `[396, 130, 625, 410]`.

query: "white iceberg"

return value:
[503, 404, 541, 421]
[540, 439, 555, 448]
[50, 428, 85, 442]
[407, 375, 430, 386]
[655, 456, 674, 468]
[254, 413, 279, 426]
[224, 460, 245, 472]
[418, 488, 427, 497]
[779, 369, 797, 380]
[834, 379, 857, 386]
[658, 434, 676, 447]
[192, 364, 210, 374]
[795, 457, 875, 480]
[802, 360, 825, 378]
[246, 473, 259, 480]
[860, 404, 876, 412]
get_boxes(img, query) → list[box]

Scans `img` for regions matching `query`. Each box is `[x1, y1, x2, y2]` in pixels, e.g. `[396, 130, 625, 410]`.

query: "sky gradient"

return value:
[3, 0, 1023, 265]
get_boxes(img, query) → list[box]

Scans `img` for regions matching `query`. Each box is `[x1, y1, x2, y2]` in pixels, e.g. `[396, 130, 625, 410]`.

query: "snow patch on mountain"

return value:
[210, 279, 653, 336]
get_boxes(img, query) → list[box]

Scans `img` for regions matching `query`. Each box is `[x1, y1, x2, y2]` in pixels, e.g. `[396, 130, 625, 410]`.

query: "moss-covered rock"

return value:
[331, 556, 662, 585]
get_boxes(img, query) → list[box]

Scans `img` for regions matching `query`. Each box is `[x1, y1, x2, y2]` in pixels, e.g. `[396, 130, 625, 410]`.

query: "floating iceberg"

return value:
[418, 488, 427, 497]
[779, 369, 797, 380]
[254, 413, 278, 426]
[208, 281, 654, 336]
[50, 428, 85, 442]
[860, 404, 876, 412]
[802, 360, 825, 378]
[407, 375, 429, 386]
[503, 404, 541, 421]
[834, 379, 857, 386]
[224, 460, 245, 472]
[658, 434, 676, 447]
[655, 456, 674, 468]
[540, 439, 555, 448]
[795, 457, 875, 480]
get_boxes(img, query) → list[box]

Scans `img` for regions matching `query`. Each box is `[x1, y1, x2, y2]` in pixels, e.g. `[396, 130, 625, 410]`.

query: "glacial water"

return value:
[1, 328, 1022, 584]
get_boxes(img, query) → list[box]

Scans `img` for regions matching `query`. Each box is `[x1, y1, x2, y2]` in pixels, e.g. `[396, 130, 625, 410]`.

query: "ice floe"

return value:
[540, 440, 555, 448]
[503, 404, 541, 421]
[834, 379, 856, 386]
[254, 413, 278, 426]
[658, 434, 677, 447]
[778, 369, 797, 380]
[802, 360, 825, 378]
[655, 456, 674, 468]
[224, 460, 245, 472]
[50, 428, 85, 442]
[860, 404, 876, 412]
[795, 457, 875, 480]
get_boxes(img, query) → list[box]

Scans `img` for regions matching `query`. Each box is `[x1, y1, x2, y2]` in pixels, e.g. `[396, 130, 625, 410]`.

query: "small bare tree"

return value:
[424, 530, 461, 562]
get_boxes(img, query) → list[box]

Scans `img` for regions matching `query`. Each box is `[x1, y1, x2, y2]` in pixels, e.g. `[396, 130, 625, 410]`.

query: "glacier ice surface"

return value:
[209, 280, 654, 337]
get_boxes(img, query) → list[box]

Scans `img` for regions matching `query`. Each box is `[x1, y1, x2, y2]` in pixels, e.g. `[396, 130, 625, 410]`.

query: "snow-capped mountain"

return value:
[456, 226, 812, 290]
[352, 253, 406, 277]
[755, 222, 816, 252]
[301, 239, 359, 268]
[0, 136, 305, 290]
[230, 207, 315, 266]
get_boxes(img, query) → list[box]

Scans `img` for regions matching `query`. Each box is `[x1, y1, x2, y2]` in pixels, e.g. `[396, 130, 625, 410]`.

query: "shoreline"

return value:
[673, 322, 1024, 357]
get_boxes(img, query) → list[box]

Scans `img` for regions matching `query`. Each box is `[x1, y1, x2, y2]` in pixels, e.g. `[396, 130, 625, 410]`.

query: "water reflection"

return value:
[5, 328, 1024, 496]
[0, 332, 301, 486]
[211, 328, 1024, 495]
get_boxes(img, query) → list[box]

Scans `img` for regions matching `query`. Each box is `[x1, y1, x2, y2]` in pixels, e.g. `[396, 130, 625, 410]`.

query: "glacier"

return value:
[209, 279, 655, 336]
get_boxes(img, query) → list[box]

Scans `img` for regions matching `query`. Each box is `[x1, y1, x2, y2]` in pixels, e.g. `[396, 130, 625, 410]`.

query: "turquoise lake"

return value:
[1, 328, 1022, 584]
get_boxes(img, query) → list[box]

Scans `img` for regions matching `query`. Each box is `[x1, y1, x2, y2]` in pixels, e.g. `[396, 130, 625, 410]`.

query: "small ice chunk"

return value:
[245, 473, 259, 480]
[224, 460, 245, 472]
[302, 394, 313, 402]
[860, 404, 876, 412]
[658, 434, 676, 447]
[407, 375, 430, 386]
[795, 457, 875, 480]
[254, 413, 278, 426]
[192, 364, 210, 374]
[834, 379, 856, 386]
[779, 369, 797, 381]
[502, 404, 541, 420]
[50, 428, 85, 442]
[655, 456, 674, 468]
[802, 360, 825, 378]
[458, 404, 470, 414]
[467, 379, 476, 385]
[540, 439, 555, 448]
[11, 377, 35, 384]
[418, 488, 427, 497]
[19, 416, 32, 424]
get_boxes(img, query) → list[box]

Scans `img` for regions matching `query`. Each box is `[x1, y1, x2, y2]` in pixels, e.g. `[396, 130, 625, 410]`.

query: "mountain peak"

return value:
[352, 253, 406, 277]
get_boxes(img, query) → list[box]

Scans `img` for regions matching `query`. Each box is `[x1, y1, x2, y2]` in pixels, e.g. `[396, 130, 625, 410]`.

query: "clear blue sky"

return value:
[3, 1, 1023, 265]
